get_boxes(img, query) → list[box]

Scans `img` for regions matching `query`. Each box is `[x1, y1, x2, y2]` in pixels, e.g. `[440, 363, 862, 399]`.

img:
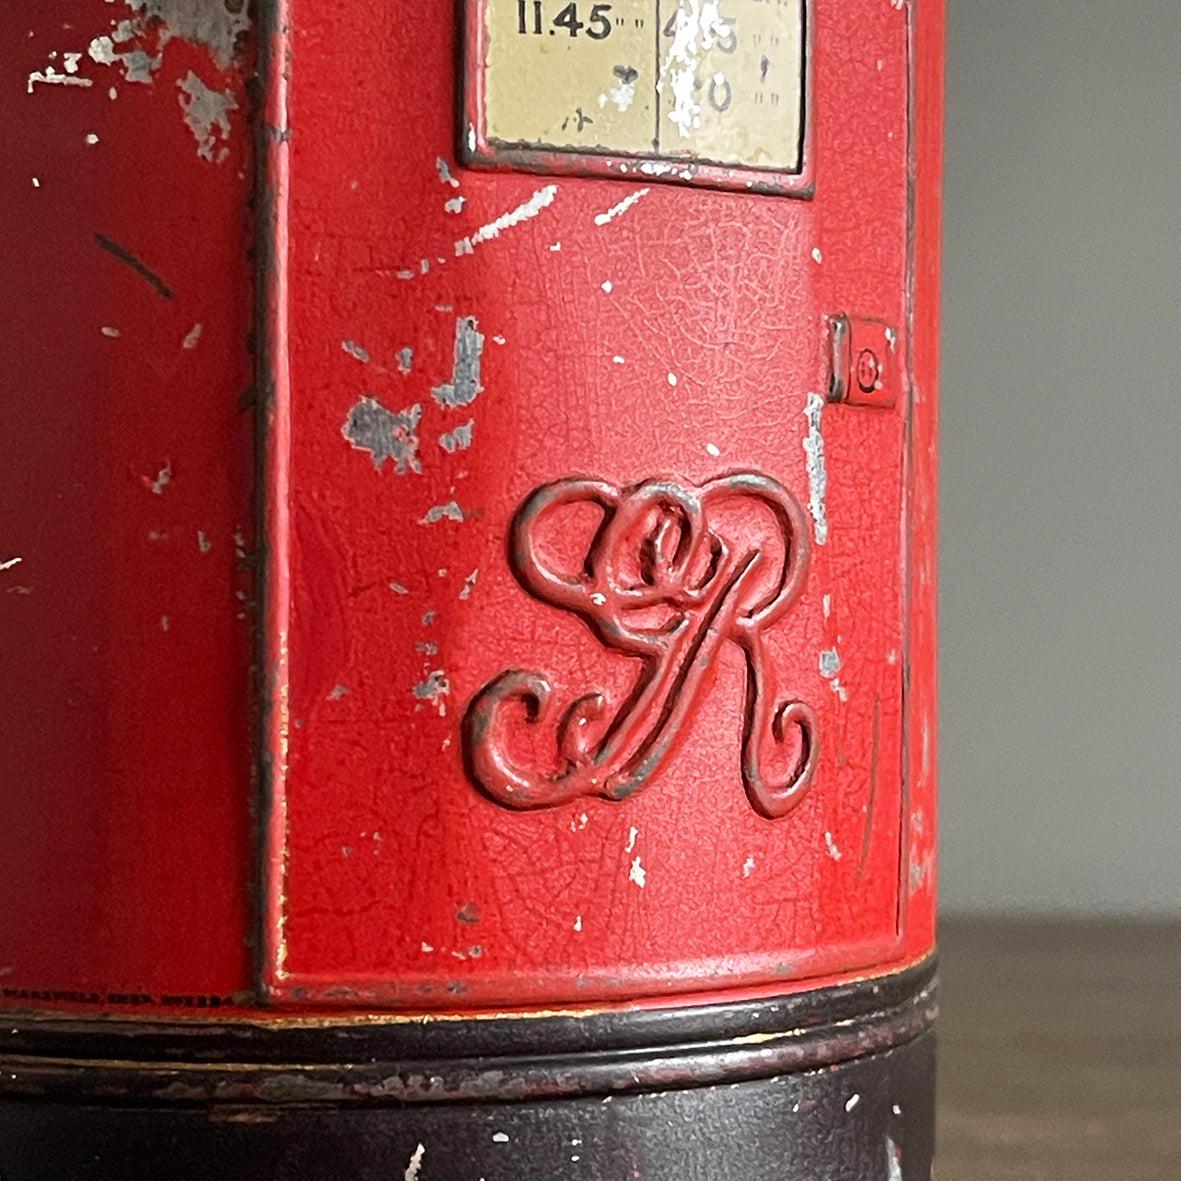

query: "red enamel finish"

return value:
[264, 0, 940, 1010]
[0, 2, 256, 1009]
[1, 0, 941, 1021]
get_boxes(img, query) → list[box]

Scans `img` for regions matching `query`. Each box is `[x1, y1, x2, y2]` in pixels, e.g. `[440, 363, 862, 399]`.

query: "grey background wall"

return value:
[939, 1, 1181, 913]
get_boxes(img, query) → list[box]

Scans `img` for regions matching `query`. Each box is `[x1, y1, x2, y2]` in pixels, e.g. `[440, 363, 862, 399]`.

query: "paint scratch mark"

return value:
[857, 695, 881, 884]
[94, 233, 174, 299]
[182, 323, 203, 349]
[802, 392, 828, 544]
[460, 569, 478, 600]
[27, 68, 93, 93]
[886, 1136, 903, 1181]
[420, 501, 465, 525]
[594, 186, 650, 226]
[342, 397, 422, 474]
[455, 184, 557, 256]
[824, 831, 842, 861]
[432, 318, 484, 407]
[403, 1142, 426, 1181]
[437, 157, 460, 187]
[0, 558, 22, 572]
[629, 855, 647, 888]
[150, 463, 172, 494]
[342, 339, 369, 363]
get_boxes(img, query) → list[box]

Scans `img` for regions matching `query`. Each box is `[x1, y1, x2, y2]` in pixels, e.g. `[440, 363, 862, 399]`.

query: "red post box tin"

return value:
[0, 2, 942, 1176]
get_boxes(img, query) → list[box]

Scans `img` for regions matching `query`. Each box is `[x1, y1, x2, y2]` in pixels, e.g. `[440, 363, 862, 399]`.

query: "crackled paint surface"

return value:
[0, 0, 940, 1020]
[267, 0, 935, 1010]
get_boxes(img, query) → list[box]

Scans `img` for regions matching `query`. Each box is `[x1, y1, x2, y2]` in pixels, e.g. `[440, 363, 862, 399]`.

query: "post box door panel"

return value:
[266, 0, 913, 1008]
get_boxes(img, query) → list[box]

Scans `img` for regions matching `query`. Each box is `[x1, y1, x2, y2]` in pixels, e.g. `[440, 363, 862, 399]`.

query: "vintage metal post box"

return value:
[0, 1, 942, 1176]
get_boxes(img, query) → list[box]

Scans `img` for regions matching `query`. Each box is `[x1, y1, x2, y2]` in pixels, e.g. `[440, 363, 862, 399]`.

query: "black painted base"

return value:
[0, 961, 936, 1180]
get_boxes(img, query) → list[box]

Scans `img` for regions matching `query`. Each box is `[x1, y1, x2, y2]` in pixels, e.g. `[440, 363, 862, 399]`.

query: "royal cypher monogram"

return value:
[463, 472, 819, 819]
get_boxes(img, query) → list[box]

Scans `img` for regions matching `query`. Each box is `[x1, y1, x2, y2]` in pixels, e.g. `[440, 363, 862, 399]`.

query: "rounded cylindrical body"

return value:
[0, 1, 942, 1176]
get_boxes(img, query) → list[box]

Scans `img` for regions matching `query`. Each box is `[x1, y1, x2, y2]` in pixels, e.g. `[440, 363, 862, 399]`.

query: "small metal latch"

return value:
[827, 314, 899, 408]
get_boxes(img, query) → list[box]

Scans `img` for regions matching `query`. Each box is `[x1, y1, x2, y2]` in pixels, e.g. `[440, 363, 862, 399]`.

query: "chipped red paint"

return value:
[0, 0, 941, 1023]
[1, 0, 256, 1012]
[260, 0, 940, 1011]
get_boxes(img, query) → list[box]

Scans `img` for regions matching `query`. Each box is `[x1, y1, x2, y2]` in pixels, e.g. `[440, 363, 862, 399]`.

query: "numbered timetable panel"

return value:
[464, 0, 811, 194]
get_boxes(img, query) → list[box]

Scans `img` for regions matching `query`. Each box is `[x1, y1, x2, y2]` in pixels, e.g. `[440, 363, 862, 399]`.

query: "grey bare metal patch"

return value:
[177, 71, 237, 162]
[87, 37, 159, 84]
[414, 670, 451, 715]
[342, 397, 422, 474]
[432, 318, 484, 408]
[129, 0, 249, 70]
[87, 0, 250, 84]
[802, 392, 828, 545]
[420, 501, 465, 525]
[439, 420, 474, 453]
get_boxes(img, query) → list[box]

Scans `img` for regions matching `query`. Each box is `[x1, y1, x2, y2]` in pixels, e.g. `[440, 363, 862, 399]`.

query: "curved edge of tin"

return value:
[0, 956, 936, 1107]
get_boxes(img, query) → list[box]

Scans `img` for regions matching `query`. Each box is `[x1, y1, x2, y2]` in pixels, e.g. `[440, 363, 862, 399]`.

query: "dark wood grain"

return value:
[937, 919, 1181, 1179]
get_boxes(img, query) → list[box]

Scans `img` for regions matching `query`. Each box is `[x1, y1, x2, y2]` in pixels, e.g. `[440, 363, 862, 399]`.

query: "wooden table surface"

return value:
[936, 919, 1181, 1179]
